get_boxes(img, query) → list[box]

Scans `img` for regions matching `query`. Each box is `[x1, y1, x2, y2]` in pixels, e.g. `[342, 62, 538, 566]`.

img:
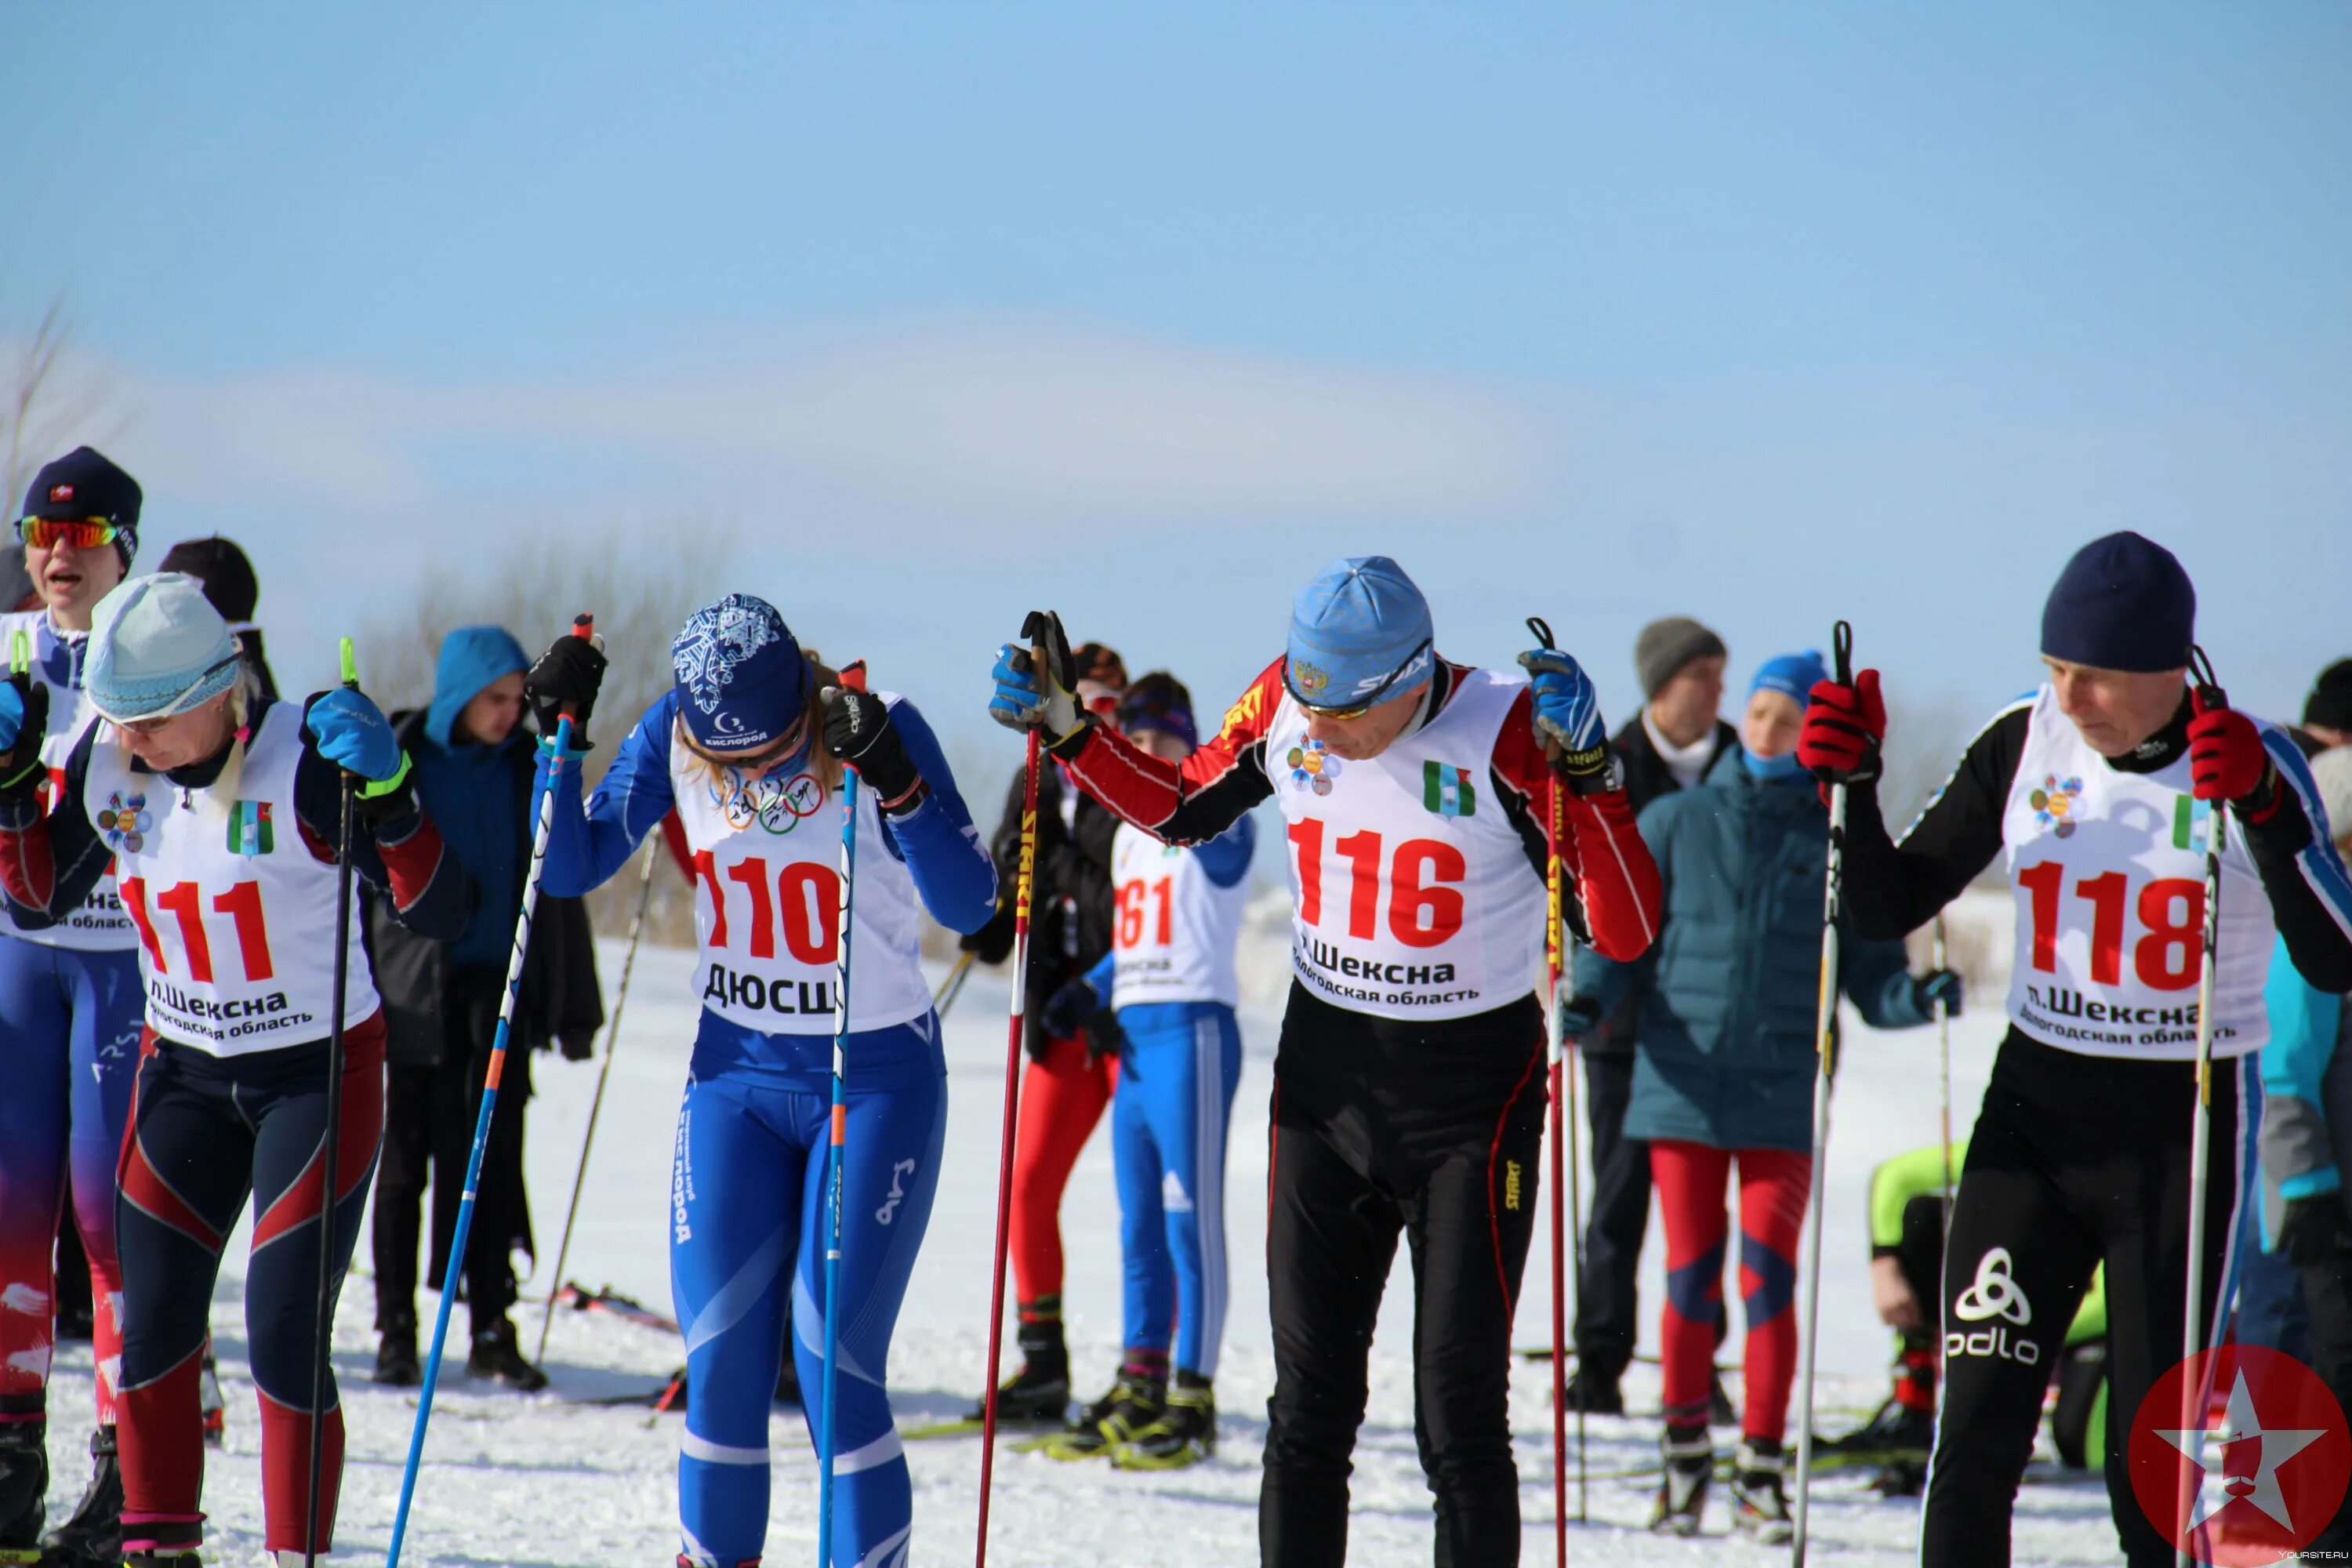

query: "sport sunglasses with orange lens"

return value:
[16, 517, 120, 551]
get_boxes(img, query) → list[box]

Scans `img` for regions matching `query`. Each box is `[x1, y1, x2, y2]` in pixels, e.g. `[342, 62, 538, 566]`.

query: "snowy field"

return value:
[42, 918, 2134, 1564]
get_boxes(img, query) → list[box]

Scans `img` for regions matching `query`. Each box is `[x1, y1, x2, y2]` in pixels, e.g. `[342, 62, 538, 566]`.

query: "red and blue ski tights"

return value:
[1650, 1139, 1809, 1441]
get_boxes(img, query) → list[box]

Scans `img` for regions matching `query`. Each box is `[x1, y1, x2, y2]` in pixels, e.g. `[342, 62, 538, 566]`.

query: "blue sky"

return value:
[5, 2, 2347, 762]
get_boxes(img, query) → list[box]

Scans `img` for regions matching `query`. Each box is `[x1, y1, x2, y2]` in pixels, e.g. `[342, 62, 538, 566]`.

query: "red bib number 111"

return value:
[1287, 819, 1465, 949]
[121, 877, 276, 983]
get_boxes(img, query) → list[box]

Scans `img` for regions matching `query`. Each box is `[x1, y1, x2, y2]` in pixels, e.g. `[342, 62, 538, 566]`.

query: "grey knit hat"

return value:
[1634, 616, 1727, 699]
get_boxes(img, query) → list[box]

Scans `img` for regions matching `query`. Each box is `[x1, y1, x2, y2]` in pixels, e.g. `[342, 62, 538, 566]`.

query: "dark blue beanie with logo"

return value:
[2039, 532, 2196, 674]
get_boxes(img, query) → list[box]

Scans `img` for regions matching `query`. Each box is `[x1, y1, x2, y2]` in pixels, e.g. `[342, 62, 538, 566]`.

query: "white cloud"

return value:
[36, 318, 1560, 528]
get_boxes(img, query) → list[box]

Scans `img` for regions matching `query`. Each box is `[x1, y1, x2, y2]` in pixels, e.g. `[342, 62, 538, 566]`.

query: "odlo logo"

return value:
[1947, 1247, 2039, 1366]
[874, 1160, 918, 1225]
[2129, 1345, 2352, 1566]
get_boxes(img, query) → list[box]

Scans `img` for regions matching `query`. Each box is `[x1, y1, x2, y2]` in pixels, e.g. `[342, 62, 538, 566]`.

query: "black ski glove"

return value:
[525, 633, 608, 750]
[2278, 1192, 2352, 1268]
[1559, 994, 1604, 1041]
[823, 687, 923, 811]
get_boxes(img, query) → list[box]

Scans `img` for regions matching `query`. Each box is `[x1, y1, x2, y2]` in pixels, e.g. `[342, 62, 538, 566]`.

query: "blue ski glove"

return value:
[1915, 969, 1964, 1018]
[0, 676, 46, 795]
[306, 688, 406, 782]
[1041, 975, 1099, 1041]
[1559, 993, 1605, 1041]
[989, 609, 1089, 745]
[1516, 648, 1613, 795]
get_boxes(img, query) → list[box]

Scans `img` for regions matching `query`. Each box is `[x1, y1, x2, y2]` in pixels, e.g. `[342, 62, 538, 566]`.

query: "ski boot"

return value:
[1647, 1422, 1711, 1537]
[469, 1319, 550, 1392]
[199, 1353, 225, 1449]
[1043, 1370, 1165, 1461]
[1561, 1368, 1624, 1416]
[36, 1424, 121, 1567]
[121, 1515, 201, 1566]
[0, 1414, 45, 1567]
[1730, 1439, 1794, 1544]
[1113, 1372, 1215, 1471]
[968, 1316, 1070, 1424]
[1824, 1393, 1933, 1454]
[375, 1309, 422, 1387]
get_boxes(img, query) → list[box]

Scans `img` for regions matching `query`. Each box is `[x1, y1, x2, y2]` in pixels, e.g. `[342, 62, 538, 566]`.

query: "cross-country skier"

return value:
[1566, 648, 1958, 1541]
[1033, 673, 1254, 1468]
[1797, 532, 2352, 1566]
[0, 572, 467, 1567]
[524, 593, 997, 1568]
[1831, 1138, 2112, 1498]
[0, 449, 149, 1567]
[2254, 742, 2352, 1555]
[987, 556, 1662, 1566]
[961, 641, 1128, 1421]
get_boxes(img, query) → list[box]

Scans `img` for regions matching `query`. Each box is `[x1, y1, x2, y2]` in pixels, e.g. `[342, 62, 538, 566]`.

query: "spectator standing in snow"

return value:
[367, 625, 603, 1393]
[1570, 649, 1958, 1541]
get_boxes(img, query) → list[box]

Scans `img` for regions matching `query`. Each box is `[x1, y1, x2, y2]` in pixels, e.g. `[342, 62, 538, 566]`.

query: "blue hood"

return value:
[425, 625, 528, 749]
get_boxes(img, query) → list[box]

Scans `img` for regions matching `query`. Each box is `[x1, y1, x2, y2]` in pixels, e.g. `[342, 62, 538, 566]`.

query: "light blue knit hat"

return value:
[85, 573, 241, 723]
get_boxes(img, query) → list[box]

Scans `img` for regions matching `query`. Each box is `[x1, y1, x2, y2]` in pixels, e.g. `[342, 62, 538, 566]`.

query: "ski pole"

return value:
[387, 614, 593, 1568]
[977, 617, 1051, 1568]
[2174, 645, 2233, 1568]
[301, 637, 361, 1568]
[533, 833, 662, 1366]
[1933, 913, 1955, 1355]
[818, 660, 868, 1568]
[934, 949, 976, 1022]
[1791, 618, 1854, 1568]
[1528, 615, 1584, 1546]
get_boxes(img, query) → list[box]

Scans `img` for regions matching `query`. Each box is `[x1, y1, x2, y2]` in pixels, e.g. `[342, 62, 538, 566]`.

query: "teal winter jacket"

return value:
[1575, 749, 1938, 1152]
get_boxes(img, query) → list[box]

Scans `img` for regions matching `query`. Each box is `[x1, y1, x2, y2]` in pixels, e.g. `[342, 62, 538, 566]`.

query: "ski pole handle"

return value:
[1831, 619, 1853, 688]
[2188, 643, 2226, 714]
[339, 637, 358, 691]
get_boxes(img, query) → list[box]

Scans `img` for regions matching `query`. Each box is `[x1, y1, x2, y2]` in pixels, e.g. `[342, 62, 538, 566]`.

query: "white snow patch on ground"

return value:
[42, 940, 2127, 1564]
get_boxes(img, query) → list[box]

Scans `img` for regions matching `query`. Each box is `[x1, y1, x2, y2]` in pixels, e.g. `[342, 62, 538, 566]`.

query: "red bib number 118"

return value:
[1287, 819, 1465, 949]
[2016, 861, 2202, 991]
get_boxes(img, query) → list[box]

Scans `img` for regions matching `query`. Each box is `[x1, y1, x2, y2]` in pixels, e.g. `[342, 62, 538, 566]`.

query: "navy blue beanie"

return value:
[670, 593, 811, 756]
[2040, 532, 2195, 674]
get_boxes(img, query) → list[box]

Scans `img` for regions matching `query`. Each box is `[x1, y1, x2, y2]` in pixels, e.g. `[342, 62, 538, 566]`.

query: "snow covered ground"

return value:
[41, 925, 2133, 1564]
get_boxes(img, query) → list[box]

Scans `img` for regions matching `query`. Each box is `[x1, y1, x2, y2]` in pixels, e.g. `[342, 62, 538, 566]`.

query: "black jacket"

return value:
[1586, 712, 1740, 1058]
[962, 758, 1122, 1058]
[365, 709, 605, 1069]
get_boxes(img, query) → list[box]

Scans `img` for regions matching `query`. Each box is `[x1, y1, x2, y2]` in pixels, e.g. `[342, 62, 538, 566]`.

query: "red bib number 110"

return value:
[691, 851, 841, 964]
[1287, 819, 1465, 949]
[2016, 861, 2203, 991]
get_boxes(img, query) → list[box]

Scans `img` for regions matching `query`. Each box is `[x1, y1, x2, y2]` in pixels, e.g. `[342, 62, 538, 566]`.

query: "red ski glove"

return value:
[2188, 688, 2274, 808]
[1798, 669, 1886, 786]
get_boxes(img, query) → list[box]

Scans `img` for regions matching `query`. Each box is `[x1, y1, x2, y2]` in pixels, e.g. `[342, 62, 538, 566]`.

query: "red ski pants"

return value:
[1009, 1033, 1117, 1313]
[1650, 1139, 1810, 1442]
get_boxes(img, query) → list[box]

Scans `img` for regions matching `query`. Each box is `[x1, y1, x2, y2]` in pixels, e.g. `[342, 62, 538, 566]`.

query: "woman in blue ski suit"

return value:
[528, 595, 996, 1568]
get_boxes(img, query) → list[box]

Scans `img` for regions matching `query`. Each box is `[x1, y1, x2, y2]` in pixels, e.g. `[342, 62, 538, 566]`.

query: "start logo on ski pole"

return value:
[2129, 1345, 2351, 1565]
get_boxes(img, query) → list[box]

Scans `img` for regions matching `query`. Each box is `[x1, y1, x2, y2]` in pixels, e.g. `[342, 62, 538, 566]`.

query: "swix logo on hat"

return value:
[2130, 1345, 2351, 1565]
[49, 484, 72, 503]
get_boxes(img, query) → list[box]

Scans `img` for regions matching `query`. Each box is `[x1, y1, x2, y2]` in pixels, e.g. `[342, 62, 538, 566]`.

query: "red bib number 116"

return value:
[2016, 861, 2203, 991]
[1287, 819, 1465, 949]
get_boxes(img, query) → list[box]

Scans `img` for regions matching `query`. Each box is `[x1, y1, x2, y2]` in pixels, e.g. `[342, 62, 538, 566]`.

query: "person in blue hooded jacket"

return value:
[365, 626, 605, 1394]
[2256, 742, 2352, 1556]
[1568, 650, 1960, 1542]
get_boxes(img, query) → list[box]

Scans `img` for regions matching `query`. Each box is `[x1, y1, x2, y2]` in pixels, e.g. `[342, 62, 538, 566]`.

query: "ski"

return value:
[553, 1280, 680, 1334]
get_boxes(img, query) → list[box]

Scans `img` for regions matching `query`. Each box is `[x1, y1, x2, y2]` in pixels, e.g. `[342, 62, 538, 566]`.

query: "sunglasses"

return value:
[1292, 637, 1434, 721]
[16, 517, 120, 552]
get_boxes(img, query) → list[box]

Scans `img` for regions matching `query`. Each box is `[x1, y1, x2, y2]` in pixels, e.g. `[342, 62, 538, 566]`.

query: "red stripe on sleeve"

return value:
[1062, 656, 1286, 839]
[1490, 684, 1661, 962]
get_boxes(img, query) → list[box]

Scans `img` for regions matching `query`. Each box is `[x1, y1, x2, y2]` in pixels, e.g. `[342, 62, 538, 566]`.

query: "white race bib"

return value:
[1109, 821, 1248, 1010]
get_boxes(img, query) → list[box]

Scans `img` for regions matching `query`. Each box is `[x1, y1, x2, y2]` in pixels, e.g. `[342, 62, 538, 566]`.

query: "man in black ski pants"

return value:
[1798, 532, 2352, 1566]
[1570, 615, 1737, 1414]
[986, 557, 1663, 1566]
